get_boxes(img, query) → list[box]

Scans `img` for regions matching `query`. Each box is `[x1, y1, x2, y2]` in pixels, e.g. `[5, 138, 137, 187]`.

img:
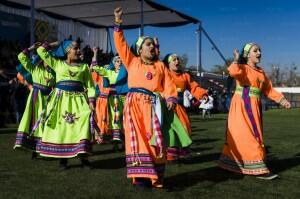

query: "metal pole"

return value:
[196, 23, 202, 77]
[139, 0, 144, 36]
[201, 26, 227, 64]
[30, 0, 35, 45]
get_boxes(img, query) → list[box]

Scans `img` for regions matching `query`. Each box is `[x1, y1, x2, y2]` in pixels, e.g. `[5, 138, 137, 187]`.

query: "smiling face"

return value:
[139, 38, 155, 61]
[247, 45, 262, 65]
[67, 41, 82, 62]
[169, 55, 181, 71]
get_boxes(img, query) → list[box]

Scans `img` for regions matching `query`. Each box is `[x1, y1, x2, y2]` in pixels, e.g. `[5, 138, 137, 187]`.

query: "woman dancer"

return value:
[219, 43, 291, 179]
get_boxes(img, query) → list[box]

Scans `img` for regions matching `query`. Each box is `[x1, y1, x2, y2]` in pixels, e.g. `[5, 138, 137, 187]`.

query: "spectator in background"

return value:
[199, 93, 214, 119]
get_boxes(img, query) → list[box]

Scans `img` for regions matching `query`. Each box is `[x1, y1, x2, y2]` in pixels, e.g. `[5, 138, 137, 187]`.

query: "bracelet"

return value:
[115, 18, 123, 24]
[279, 97, 286, 106]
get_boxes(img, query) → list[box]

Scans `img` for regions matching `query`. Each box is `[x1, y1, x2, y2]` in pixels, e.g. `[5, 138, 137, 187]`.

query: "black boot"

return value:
[31, 152, 38, 160]
[80, 158, 93, 169]
[59, 159, 68, 170]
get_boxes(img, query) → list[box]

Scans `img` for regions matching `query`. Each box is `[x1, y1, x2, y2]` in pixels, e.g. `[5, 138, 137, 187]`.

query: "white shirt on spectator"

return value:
[183, 90, 193, 108]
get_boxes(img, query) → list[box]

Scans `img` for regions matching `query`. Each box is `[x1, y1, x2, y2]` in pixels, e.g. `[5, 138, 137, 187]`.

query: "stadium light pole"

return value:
[30, 0, 35, 45]
[139, 0, 144, 36]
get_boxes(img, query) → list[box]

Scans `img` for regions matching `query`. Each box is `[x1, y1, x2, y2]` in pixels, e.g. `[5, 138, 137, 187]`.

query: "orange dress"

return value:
[92, 72, 110, 142]
[219, 63, 284, 175]
[170, 71, 206, 134]
[114, 28, 177, 185]
[167, 71, 206, 160]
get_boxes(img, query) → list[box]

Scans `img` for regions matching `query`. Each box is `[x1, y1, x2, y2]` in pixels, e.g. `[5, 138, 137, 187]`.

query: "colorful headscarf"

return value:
[242, 43, 258, 58]
[164, 53, 178, 64]
[112, 56, 121, 66]
[131, 36, 154, 56]
[53, 40, 73, 58]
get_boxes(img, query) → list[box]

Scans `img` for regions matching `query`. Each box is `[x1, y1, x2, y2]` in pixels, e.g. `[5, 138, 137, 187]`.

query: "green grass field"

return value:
[1, 109, 300, 199]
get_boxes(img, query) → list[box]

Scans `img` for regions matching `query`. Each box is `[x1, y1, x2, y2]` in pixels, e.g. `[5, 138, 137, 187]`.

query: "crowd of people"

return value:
[3, 7, 292, 189]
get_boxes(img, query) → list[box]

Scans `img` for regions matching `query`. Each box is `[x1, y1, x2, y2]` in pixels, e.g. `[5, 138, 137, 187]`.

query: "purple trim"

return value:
[39, 139, 92, 157]
[22, 48, 30, 56]
[42, 42, 50, 50]
[154, 44, 160, 48]
[91, 60, 98, 67]
[15, 132, 41, 151]
[88, 97, 96, 104]
[114, 24, 122, 32]
[166, 97, 178, 104]
[242, 86, 262, 145]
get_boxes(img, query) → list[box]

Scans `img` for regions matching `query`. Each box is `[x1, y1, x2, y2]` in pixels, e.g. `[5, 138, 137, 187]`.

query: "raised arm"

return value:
[36, 41, 60, 71]
[17, 42, 41, 74]
[186, 73, 207, 100]
[113, 7, 135, 69]
[90, 47, 113, 77]
[227, 49, 246, 81]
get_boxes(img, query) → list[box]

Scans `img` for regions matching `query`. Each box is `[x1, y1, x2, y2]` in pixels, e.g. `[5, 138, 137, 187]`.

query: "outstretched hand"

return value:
[281, 98, 291, 109]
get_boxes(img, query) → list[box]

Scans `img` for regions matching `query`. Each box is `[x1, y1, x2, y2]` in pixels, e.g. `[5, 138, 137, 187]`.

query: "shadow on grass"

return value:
[189, 146, 213, 153]
[165, 166, 244, 192]
[268, 156, 300, 174]
[92, 148, 123, 156]
[92, 157, 126, 169]
[180, 152, 220, 165]
[67, 157, 126, 170]
[192, 138, 220, 145]
[0, 128, 17, 135]
[190, 118, 227, 122]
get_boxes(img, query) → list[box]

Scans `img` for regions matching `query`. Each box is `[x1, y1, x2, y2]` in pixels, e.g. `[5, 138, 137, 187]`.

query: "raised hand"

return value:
[28, 42, 42, 51]
[49, 41, 60, 47]
[114, 7, 123, 22]
[233, 49, 239, 62]
[92, 47, 99, 54]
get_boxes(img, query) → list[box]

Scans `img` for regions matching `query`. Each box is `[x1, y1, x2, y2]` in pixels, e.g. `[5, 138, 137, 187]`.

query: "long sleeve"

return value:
[162, 67, 178, 103]
[113, 26, 136, 70]
[91, 65, 117, 84]
[17, 52, 35, 74]
[186, 73, 207, 100]
[37, 44, 60, 71]
[262, 75, 284, 103]
[227, 63, 246, 81]
[83, 65, 95, 100]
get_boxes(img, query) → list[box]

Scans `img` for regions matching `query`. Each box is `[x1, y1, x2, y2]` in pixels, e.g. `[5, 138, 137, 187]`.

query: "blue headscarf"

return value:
[52, 40, 73, 58]
[16, 64, 33, 84]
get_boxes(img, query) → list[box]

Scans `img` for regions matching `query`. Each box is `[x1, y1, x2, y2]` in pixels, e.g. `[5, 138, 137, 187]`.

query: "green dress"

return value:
[92, 65, 124, 141]
[36, 45, 95, 158]
[14, 51, 55, 152]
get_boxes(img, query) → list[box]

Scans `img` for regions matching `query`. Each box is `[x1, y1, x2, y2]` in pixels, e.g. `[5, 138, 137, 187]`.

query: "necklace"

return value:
[144, 65, 156, 80]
